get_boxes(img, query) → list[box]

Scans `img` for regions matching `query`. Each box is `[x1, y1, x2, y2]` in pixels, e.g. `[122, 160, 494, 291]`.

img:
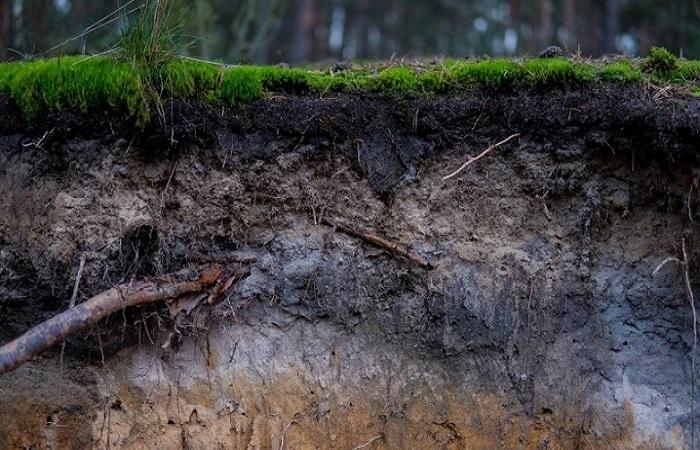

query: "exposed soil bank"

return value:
[1, 87, 700, 449]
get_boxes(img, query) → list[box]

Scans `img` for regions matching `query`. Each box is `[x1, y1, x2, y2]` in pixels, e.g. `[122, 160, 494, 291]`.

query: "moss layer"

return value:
[1, 51, 698, 126]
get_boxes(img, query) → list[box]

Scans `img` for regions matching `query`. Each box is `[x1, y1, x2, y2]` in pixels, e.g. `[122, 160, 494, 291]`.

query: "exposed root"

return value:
[60, 254, 87, 365]
[443, 133, 520, 180]
[278, 419, 298, 450]
[21, 128, 55, 150]
[350, 433, 385, 450]
[654, 238, 697, 448]
[321, 217, 434, 269]
[0, 265, 225, 375]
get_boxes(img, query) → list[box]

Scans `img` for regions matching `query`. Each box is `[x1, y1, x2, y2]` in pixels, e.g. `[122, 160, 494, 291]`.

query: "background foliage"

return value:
[1, 0, 700, 64]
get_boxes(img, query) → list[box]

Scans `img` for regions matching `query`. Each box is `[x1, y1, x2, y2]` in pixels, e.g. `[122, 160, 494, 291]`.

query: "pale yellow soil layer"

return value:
[0, 319, 686, 449]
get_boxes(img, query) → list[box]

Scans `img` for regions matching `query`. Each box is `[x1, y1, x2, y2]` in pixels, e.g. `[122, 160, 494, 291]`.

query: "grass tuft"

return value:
[117, 0, 187, 69]
[643, 46, 678, 75]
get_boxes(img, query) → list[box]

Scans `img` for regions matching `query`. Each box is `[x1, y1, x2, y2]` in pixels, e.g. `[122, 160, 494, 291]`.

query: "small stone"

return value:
[331, 61, 352, 73]
[539, 46, 564, 58]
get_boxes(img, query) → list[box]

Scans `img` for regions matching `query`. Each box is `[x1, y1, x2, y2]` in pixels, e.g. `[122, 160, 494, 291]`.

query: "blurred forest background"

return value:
[1, 0, 699, 63]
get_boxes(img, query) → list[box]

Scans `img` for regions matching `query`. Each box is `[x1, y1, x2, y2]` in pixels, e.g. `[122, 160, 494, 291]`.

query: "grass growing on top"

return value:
[117, 0, 187, 68]
[1, 47, 700, 126]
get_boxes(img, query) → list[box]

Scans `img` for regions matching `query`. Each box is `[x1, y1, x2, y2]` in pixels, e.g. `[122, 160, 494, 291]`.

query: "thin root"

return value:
[443, 133, 520, 181]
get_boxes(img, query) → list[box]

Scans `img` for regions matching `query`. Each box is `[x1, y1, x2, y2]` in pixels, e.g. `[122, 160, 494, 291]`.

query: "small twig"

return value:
[443, 133, 520, 180]
[321, 217, 434, 270]
[351, 433, 385, 450]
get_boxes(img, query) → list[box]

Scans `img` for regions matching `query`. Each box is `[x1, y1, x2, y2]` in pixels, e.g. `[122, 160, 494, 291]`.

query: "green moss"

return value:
[523, 58, 595, 86]
[450, 59, 525, 89]
[306, 72, 349, 92]
[368, 66, 419, 92]
[0, 62, 22, 92]
[258, 66, 312, 92]
[2, 56, 148, 124]
[161, 60, 223, 99]
[643, 46, 677, 75]
[2, 53, 700, 126]
[221, 66, 263, 103]
[418, 62, 460, 93]
[673, 60, 700, 82]
[598, 61, 643, 83]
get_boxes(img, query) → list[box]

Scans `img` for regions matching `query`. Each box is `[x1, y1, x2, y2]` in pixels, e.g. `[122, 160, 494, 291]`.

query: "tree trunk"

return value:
[292, 0, 315, 63]
[357, 0, 370, 58]
[539, 0, 554, 49]
[603, 0, 619, 54]
[22, 0, 52, 54]
[563, 0, 576, 52]
[7, 0, 14, 58]
[0, 0, 8, 60]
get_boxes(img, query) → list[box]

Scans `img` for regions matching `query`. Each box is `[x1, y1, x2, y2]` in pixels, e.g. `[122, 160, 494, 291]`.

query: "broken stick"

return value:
[443, 133, 520, 180]
[0, 265, 223, 376]
[321, 217, 434, 270]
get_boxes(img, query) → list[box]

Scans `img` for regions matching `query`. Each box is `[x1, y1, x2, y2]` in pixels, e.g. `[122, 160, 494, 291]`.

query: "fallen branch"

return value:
[443, 133, 520, 180]
[321, 217, 434, 269]
[0, 265, 223, 375]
